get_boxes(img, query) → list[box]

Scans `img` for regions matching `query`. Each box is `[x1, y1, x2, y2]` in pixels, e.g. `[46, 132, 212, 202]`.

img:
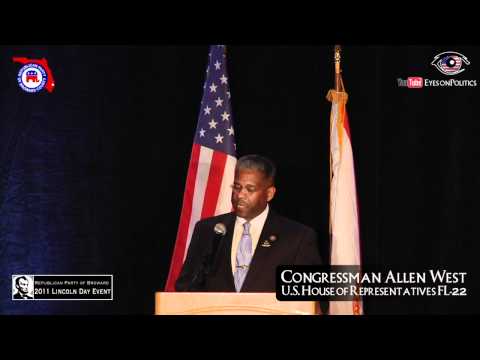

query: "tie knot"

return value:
[243, 222, 251, 233]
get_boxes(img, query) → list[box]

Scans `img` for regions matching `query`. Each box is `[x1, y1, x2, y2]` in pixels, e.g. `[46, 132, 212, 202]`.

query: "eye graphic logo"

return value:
[431, 51, 470, 76]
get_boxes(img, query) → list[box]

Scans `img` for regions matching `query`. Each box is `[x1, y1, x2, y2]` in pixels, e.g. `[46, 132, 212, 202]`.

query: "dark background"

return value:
[0, 45, 478, 315]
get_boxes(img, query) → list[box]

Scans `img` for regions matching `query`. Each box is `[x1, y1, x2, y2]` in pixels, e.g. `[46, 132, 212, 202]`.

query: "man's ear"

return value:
[266, 186, 276, 202]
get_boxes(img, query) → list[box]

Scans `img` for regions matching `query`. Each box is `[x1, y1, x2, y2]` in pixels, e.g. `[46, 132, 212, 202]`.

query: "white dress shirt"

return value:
[231, 204, 270, 274]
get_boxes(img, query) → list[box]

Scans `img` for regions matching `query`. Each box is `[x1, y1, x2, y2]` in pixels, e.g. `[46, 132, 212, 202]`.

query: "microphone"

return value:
[207, 223, 227, 277]
[214, 223, 227, 236]
[187, 222, 227, 291]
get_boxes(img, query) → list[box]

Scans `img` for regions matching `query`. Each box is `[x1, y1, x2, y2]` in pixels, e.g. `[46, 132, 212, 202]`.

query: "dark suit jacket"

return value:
[175, 209, 322, 292]
[13, 292, 33, 299]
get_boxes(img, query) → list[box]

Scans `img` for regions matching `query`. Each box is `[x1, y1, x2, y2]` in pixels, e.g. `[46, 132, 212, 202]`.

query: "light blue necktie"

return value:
[234, 222, 252, 292]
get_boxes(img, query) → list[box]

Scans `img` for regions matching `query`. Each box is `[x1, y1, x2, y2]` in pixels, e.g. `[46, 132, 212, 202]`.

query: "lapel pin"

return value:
[261, 235, 277, 248]
[261, 240, 271, 248]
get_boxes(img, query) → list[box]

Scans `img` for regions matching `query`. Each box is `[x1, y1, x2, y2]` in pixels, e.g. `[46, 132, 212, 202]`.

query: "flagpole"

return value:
[329, 45, 342, 235]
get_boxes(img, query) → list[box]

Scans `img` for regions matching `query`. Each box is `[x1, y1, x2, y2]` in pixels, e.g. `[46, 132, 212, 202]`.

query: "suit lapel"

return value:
[216, 213, 236, 290]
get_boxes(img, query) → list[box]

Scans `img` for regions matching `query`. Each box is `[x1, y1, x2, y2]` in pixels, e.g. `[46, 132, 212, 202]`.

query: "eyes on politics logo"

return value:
[431, 51, 470, 76]
[12, 57, 55, 93]
[398, 51, 476, 88]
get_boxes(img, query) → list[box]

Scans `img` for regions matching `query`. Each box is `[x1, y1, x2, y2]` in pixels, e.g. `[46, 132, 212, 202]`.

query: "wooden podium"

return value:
[155, 292, 320, 315]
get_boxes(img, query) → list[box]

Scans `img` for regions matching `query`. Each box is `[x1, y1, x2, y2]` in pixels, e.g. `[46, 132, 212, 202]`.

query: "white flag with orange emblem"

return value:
[327, 78, 363, 315]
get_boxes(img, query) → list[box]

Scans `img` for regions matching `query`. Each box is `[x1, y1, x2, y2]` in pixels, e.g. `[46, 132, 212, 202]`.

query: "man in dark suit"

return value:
[13, 276, 34, 299]
[176, 154, 322, 292]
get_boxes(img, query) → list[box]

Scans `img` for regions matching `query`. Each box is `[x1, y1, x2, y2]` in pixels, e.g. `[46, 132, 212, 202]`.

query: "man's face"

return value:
[231, 168, 276, 221]
[17, 278, 29, 294]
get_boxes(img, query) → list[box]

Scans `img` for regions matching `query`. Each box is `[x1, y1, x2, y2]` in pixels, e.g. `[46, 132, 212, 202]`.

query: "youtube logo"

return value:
[407, 77, 423, 88]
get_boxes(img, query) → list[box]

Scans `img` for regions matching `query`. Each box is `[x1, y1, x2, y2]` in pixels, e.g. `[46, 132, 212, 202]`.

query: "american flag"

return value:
[439, 55, 462, 74]
[165, 45, 237, 291]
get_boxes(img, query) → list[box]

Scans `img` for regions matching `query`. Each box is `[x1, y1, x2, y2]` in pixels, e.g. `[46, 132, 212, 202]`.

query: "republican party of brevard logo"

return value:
[12, 57, 55, 93]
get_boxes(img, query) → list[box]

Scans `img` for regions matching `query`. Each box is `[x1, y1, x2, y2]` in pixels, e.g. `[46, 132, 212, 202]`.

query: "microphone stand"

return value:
[187, 227, 225, 291]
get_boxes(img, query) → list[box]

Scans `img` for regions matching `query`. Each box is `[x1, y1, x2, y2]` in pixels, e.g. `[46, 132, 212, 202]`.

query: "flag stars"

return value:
[220, 74, 228, 84]
[203, 105, 211, 115]
[209, 83, 218, 93]
[215, 133, 224, 143]
[227, 126, 234, 136]
[199, 128, 206, 137]
[208, 119, 218, 129]
[214, 60, 221, 70]
[221, 111, 230, 121]
[215, 97, 224, 107]
[226, 91, 231, 99]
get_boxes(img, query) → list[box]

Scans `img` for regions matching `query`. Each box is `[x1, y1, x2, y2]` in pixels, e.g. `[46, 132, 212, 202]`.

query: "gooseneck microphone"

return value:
[214, 223, 227, 236]
[208, 223, 227, 275]
[187, 223, 227, 291]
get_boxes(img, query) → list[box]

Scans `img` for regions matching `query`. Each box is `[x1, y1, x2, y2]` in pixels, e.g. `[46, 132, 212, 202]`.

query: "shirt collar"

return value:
[236, 204, 269, 227]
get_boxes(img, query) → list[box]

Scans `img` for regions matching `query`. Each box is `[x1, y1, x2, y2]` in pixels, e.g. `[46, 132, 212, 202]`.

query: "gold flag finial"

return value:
[334, 45, 341, 68]
[334, 45, 342, 91]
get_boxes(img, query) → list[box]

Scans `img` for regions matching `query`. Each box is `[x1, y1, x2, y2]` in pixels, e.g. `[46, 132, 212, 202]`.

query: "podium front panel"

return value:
[155, 292, 320, 315]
